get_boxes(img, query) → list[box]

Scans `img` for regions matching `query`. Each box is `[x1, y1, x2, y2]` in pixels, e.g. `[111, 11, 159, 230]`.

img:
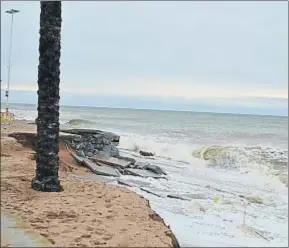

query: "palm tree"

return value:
[31, 1, 63, 192]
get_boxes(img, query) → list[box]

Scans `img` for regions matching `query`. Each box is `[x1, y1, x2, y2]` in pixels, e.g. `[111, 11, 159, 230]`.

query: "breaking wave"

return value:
[192, 145, 288, 185]
[119, 136, 288, 186]
[193, 145, 288, 168]
[64, 118, 97, 126]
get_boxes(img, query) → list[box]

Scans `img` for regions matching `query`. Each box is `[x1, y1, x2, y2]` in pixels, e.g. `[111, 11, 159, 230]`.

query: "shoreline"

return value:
[1, 120, 180, 247]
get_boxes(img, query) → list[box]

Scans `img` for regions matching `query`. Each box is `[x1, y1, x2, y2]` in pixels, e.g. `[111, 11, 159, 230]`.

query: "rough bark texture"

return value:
[31, 1, 63, 192]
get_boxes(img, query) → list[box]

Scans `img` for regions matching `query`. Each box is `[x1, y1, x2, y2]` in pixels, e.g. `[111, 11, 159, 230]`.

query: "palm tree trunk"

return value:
[31, 1, 63, 192]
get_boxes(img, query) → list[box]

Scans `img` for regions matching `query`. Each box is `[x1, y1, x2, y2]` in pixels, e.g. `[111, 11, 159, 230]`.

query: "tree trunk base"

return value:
[31, 177, 63, 192]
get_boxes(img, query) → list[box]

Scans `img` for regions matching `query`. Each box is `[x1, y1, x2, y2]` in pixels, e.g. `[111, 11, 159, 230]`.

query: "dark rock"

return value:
[139, 150, 154, 157]
[143, 164, 167, 175]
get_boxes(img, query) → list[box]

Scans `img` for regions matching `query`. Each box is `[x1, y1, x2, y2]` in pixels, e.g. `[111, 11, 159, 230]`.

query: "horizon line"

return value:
[3, 101, 288, 118]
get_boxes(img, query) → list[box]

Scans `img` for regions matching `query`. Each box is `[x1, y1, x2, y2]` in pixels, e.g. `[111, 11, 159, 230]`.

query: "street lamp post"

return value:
[5, 9, 20, 114]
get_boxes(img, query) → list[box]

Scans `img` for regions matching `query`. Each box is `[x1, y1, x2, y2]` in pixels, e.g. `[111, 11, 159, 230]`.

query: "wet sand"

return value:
[1, 121, 179, 247]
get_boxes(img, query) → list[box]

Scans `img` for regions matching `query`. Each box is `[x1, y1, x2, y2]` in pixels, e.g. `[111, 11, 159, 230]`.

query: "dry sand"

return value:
[1, 121, 179, 247]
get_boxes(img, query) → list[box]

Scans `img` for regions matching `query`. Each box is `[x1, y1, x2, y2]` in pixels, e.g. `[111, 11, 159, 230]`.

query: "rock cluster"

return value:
[60, 129, 167, 180]
[64, 132, 119, 158]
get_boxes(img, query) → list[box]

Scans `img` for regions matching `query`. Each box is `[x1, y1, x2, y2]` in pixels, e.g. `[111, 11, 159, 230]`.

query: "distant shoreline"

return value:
[2, 101, 288, 118]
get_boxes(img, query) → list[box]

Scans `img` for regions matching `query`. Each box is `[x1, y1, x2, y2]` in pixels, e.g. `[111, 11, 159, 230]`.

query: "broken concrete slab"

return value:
[125, 168, 165, 179]
[91, 155, 132, 169]
[117, 179, 136, 187]
[82, 158, 121, 177]
[167, 194, 191, 201]
[117, 178, 151, 188]
[167, 194, 188, 201]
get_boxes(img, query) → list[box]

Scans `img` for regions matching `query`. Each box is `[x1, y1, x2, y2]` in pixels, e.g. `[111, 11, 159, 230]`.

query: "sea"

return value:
[4, 103, 288, 247]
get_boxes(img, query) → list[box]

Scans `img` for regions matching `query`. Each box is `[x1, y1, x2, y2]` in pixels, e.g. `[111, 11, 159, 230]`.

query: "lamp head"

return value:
[5, 9, 20, 14]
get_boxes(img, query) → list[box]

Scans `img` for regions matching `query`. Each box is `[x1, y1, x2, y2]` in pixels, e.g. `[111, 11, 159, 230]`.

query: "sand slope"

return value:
[1, 121, 179, 247]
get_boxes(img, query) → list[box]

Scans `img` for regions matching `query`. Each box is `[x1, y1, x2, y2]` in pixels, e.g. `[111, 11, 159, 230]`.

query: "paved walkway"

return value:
[1, 211, 51, 247]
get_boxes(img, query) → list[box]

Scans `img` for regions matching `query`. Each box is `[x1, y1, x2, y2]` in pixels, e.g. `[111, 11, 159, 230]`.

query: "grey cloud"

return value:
[1, 1, 287, 115]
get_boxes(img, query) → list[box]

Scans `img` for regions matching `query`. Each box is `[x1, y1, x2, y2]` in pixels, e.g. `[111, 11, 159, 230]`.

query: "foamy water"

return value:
[5, 103, 288, 247]
[116, 146, 288, 247]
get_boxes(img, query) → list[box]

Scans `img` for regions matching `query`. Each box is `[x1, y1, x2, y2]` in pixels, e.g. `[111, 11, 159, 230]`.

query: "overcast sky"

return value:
[1, 1, 288, 115]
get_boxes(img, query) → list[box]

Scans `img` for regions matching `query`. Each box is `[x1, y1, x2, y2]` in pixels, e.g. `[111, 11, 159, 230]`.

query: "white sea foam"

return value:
[116, 133, 288, 246]
[118, 147, 288, 247]
[119, 134, 196, 163]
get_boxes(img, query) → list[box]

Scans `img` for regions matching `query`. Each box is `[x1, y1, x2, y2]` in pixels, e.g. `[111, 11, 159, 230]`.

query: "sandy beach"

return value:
[1, 120, 179, 247]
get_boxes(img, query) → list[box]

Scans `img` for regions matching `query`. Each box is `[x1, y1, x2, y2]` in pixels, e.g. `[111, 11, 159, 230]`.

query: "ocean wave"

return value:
[193, 145, 288, 186]
[64, 118, 98, 126]
[119, 136, 288, 186]
[192, 145, 287, 167]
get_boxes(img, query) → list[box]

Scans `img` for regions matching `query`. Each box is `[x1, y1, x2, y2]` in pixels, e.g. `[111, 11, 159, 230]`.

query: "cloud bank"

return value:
[1, 1, 287, 115]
